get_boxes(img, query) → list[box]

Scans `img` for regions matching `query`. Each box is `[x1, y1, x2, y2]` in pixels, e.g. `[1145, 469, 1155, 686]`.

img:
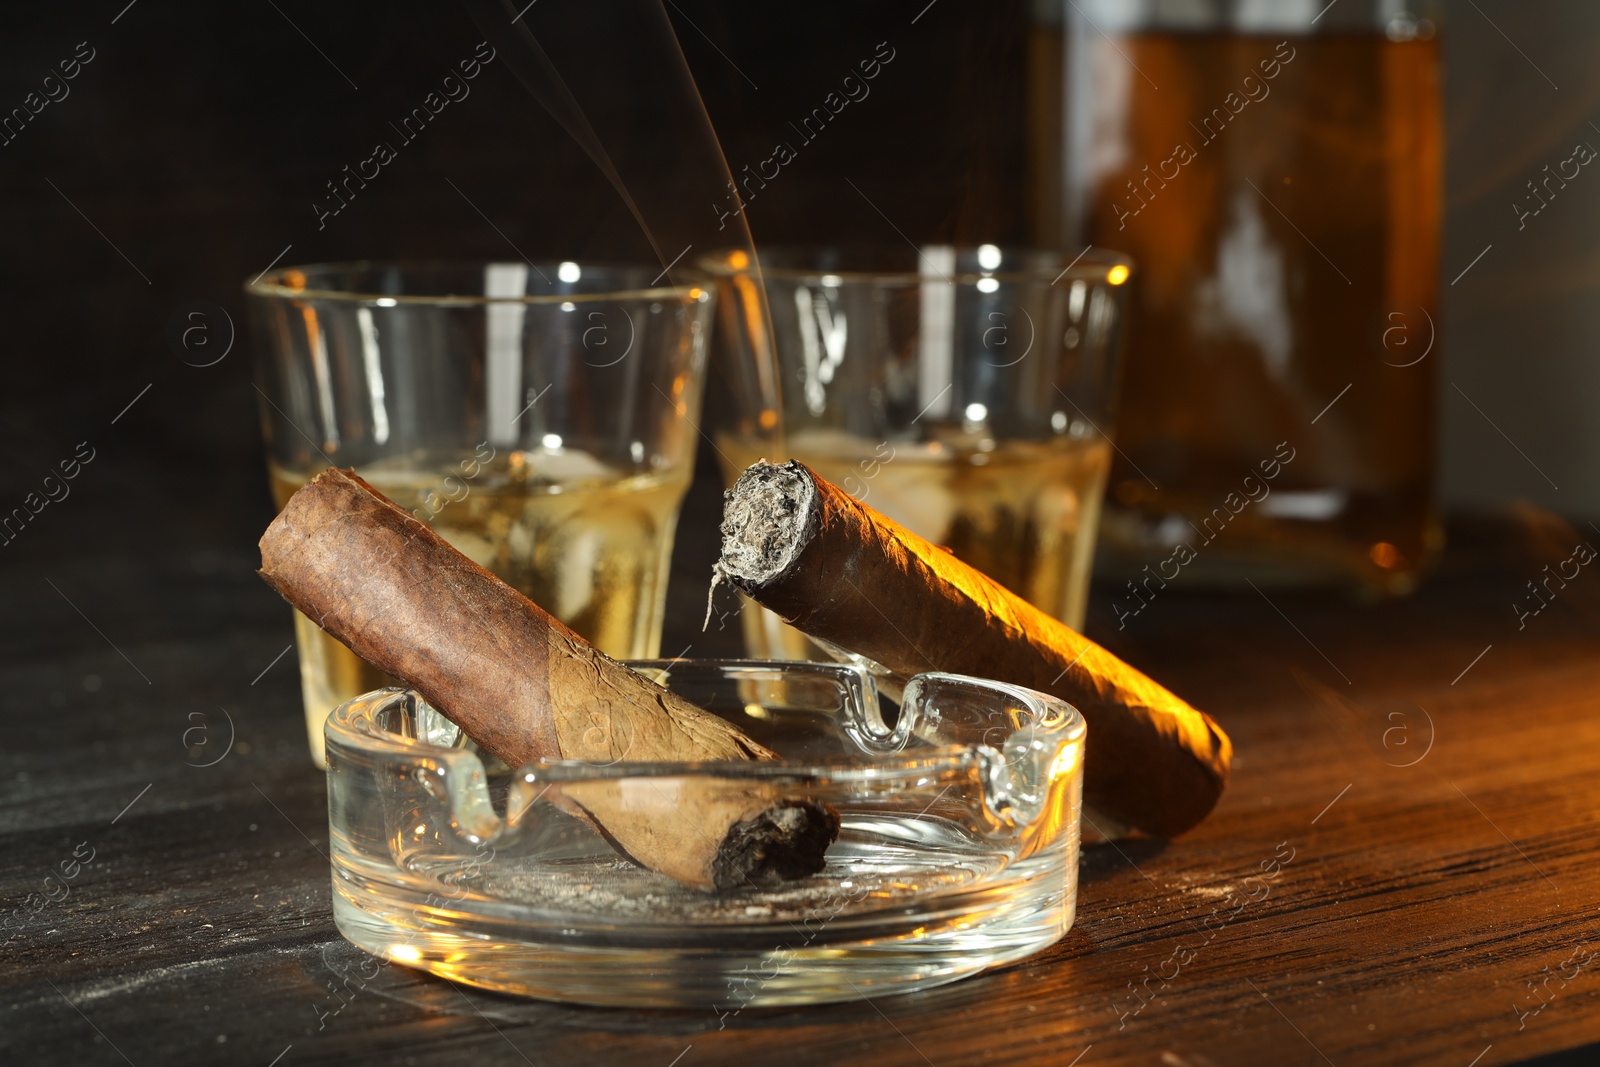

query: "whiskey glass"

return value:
[246, 261, 713, 764]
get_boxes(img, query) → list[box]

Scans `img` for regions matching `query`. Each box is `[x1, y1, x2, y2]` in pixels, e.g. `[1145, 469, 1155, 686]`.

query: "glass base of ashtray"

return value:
[325, 659, 1084, 1007]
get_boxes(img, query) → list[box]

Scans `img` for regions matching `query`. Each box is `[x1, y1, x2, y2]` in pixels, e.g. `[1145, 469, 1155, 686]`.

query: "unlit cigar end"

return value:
[713, 799, 842, 890]
[720, 460, 817, 586]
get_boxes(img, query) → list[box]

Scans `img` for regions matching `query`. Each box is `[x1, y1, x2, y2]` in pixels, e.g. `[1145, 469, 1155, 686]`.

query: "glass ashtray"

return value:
[325, 659, 1084, 1007]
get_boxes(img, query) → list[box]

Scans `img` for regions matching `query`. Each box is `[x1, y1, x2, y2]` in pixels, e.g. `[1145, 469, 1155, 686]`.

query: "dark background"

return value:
[1, 0, 1597, 661]
[0, 0, 1032, 562]
[0, 0, 1047, 727]
[3, 0, 1597, 559]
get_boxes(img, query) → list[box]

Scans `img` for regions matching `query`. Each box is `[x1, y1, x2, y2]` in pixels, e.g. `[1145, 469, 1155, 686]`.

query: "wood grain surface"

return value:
[4, 486, 1599, 1067]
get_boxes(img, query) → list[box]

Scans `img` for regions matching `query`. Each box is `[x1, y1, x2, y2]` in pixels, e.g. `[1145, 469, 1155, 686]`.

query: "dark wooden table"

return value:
[5, 476, 1599, 1066]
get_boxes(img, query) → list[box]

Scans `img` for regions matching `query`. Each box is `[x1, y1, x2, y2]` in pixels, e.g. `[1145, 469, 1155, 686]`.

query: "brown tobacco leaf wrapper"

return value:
[718, 461, 1232, 838]
[258, 468, 838, 890]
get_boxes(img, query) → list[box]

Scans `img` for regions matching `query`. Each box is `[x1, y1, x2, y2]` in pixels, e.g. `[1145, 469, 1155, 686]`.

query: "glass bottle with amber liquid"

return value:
[1031, 0, 1443, 596]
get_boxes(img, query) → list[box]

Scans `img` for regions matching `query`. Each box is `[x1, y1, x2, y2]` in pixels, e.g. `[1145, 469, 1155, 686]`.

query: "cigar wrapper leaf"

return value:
[717, 460, 1232, 838]
[258, 467, 838, 890]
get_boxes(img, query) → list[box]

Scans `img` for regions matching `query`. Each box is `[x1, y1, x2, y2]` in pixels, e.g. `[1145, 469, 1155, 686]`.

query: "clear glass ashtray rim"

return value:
[324, 658, 1086, 784]
[325, 659, 1086, 841]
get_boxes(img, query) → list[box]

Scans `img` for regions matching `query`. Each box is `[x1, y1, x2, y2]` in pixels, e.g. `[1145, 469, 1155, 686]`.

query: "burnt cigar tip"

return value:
[719, 460, 818, 586]
[712, 799, 841, 890]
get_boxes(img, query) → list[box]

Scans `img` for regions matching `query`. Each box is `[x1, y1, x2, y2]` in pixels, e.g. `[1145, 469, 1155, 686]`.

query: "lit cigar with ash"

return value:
[259, 468, 838, 890]
[716, 460, 1232, 838]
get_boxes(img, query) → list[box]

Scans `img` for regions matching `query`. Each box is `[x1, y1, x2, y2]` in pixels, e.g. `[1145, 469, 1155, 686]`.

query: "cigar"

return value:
[716, 460, 1232, 838]
[258, 468, 838, 890]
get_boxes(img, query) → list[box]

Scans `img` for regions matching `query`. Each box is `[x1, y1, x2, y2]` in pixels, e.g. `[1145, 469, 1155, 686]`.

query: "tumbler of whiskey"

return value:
[704, 245, 1132, 659]
[1031, 0, 1444, 596]
[247, 262, 713, 764]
